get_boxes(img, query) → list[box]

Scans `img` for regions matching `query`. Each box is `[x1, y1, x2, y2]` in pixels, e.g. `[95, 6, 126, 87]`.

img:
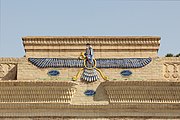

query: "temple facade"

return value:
[0, 36, 180, 119]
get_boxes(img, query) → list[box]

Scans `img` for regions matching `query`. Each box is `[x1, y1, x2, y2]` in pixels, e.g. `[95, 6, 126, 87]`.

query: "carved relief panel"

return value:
[0, 64, 4, 78]
[0, 63, 17, 80]
[164, 62, 180, 81]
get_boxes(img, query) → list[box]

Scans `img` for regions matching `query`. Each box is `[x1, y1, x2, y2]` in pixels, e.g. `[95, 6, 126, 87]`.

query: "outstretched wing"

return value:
[28, 58, 152, 68]
[28, 58, 84, 68]
[96, 58, 152, 68]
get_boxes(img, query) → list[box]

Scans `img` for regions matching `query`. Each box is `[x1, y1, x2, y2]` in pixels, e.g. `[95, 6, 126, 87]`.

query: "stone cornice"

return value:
[101, 81, 180, 86]
[22, 36, 161, 58]
[0, 58, 20, 64]
[0, 81, 77, 87]
[22, 36, 160, 45]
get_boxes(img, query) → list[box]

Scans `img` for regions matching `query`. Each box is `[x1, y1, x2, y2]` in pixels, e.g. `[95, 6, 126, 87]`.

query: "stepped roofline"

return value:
[22, 36, 161, 58]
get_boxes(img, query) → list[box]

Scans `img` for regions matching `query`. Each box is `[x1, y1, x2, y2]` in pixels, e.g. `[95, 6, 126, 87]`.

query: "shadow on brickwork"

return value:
[93, 83, 109, 102]
[2, 65, 17, 80]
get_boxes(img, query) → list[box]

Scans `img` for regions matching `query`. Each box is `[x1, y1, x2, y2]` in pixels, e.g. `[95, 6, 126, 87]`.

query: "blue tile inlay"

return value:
[48, 70, 60, 76]
[120, 70, 132, 76]
[28, 58, 152, 69]
[84, 90, 96, 96]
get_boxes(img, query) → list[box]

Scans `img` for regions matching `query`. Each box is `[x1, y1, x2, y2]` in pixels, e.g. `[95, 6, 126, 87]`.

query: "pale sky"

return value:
[0, 0, 180, 57]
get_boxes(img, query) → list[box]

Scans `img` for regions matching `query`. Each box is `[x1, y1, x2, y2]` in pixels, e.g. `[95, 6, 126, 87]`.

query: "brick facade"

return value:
[0, 36, 179, 119]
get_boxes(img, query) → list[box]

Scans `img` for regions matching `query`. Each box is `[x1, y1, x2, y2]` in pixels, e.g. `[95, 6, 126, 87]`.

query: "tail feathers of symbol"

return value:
[81, 69, 99, 82]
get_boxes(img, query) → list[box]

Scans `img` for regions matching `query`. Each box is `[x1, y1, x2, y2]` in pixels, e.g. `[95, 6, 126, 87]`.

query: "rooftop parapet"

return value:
[22, 36, 161, 58]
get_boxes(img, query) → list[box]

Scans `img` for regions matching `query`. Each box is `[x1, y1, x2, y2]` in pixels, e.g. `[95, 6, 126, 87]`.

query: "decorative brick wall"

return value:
[0, 36, 179, 119]
[16, 57, 180, 81]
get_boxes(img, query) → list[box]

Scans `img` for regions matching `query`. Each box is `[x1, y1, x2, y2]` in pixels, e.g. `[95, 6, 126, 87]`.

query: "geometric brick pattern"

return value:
[103, 81, 180, 104]
[0, 81, 76, 103]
